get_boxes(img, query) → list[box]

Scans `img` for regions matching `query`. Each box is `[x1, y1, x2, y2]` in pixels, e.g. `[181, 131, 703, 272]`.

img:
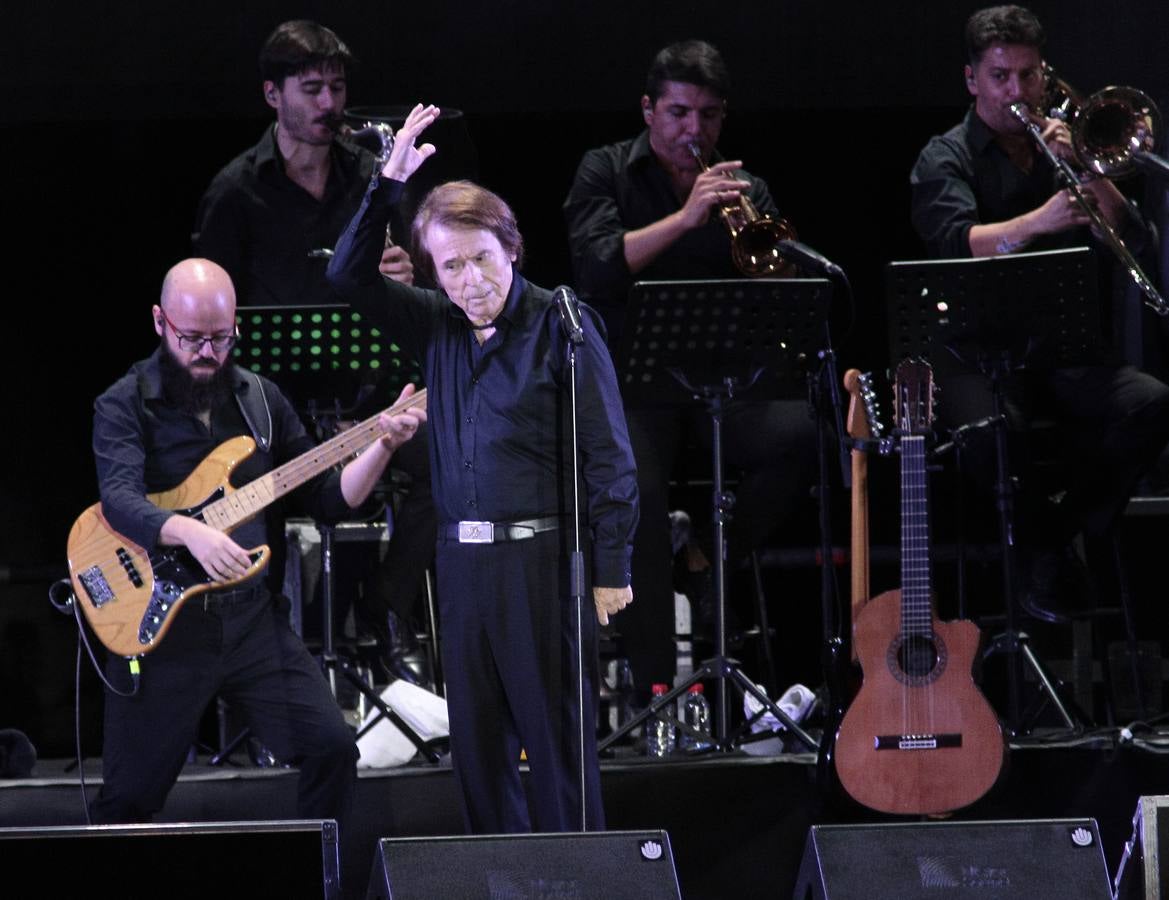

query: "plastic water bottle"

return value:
[646, 683, 676, 758]
[680, 684, 713, 752]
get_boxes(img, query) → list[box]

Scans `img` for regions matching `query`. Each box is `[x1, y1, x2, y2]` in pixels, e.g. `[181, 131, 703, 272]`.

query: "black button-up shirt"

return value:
[910, 106, 1069, 259]
[93, 350, 350, 559]
[193, 125, 392, 307]
[328, 179, 638, 587]
[563, 130, 778, 348]
[910, 106, 1156, 358]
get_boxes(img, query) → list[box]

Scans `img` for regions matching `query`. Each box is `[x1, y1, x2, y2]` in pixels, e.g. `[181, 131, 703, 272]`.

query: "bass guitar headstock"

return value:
[844, 369, 884, 443]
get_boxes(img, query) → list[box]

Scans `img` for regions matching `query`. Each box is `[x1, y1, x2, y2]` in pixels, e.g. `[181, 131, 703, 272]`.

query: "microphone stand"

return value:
[556, 287, 589, 832]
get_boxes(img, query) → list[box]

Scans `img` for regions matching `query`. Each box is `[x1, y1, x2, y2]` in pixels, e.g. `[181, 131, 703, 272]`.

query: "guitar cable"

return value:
[49, 578, 142, 823]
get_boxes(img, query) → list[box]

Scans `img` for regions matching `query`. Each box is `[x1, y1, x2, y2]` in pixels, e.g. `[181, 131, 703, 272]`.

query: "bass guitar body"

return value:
[67, 436, 269, 658]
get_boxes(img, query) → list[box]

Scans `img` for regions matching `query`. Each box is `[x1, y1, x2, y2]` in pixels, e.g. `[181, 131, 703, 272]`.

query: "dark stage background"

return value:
[4, 0, 1169, 758]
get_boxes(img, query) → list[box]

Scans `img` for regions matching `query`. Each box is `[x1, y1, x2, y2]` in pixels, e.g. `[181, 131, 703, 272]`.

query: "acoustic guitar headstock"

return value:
[892, 358, 935, 436]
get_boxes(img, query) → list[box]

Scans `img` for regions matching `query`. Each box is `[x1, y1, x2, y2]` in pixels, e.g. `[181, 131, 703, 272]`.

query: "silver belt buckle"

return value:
[457, 520, 495, 543]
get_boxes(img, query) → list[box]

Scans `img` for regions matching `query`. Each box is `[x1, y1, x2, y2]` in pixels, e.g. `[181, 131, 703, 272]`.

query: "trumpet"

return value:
[687, 143, 798, 277]
[1008, 69, 1168, 316]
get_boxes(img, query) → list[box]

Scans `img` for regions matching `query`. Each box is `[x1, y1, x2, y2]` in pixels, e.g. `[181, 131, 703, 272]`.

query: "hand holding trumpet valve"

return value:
[681, 157, 747, 229]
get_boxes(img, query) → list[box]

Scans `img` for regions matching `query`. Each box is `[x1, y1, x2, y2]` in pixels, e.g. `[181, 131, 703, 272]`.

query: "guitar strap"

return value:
[234, 369, 274, 453]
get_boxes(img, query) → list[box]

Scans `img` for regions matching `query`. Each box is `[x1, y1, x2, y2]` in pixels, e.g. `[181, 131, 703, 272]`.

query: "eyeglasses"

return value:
[158, 307, 239, 353]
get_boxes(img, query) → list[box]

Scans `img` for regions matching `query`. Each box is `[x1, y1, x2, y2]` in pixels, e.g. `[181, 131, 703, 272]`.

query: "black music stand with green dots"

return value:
[220, 304, 443, 765]
[233, 304, 422, 419]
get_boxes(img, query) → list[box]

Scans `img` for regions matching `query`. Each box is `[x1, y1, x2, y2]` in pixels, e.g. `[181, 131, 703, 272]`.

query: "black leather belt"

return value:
[441, 516, 562, 544]
[201, 584, 263, 610]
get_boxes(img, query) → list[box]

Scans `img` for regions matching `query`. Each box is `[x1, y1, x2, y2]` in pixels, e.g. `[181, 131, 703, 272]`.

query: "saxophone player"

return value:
[192, 20, 436, 684]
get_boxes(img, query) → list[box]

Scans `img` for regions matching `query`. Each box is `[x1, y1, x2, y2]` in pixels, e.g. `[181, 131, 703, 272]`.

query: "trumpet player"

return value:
[564, 40, 818, 712]
[193, 20, 437, 688]
[910, 4, 1169, 624]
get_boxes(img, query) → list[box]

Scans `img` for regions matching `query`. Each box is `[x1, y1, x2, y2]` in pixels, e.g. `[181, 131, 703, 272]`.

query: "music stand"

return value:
[885, 247, 1102, 736]
[235, 304, 422, 418]
[228, 304, 444, 765]
[601, 278, 832, 754]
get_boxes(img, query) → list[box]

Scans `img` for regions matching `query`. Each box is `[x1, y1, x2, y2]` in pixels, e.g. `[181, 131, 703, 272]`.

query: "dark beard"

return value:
[158, 341, 235, 415]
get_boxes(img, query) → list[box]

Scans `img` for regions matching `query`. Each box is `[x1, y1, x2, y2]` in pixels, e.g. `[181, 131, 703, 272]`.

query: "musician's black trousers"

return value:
[937, 362, 1169, 542]
[621, 399, 819, 698]
[91, 589, 356, 830]
[436, 530, 604, 834]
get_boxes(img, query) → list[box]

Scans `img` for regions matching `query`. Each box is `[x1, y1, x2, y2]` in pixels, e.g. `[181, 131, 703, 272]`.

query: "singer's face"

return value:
[643, 81, 726, 174]
[966, 43, 1044, 136]
[265, 63, 347, 146]
[426, 223, 516, 327]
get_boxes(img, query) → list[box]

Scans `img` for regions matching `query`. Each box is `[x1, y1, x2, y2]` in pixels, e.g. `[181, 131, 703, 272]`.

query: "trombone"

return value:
[687, 143, 798, 277]
[1008, 68, 1168, 316]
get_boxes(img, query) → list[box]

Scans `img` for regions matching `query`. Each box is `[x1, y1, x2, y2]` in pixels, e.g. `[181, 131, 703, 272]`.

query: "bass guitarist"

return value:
[87, 258, 424, 852]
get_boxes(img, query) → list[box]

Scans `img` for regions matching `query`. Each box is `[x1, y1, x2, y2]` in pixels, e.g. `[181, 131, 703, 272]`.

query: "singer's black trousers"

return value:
[436, 529, 605, 833]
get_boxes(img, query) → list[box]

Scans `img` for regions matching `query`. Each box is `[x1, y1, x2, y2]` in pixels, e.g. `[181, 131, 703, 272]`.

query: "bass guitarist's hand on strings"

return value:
[160, 514, 252, 583]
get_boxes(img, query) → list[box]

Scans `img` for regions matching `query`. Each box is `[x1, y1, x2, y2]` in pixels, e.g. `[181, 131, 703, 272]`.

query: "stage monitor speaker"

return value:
[793, 818, 1112, 899]
[366, 829, 681, 900]
[1114, 794, 1169, 899]
[0, 819, 340, 899]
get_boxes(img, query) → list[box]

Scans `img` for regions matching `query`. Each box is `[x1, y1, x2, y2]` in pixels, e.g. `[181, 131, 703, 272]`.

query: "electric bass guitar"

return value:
[834, 359, 1003, 815]
[66, 388, 427, 658]
[845, 368, 883, 661]
[816, 368, 884, 792]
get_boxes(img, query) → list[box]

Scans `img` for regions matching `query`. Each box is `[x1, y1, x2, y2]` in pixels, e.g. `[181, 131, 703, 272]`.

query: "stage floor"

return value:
[3, 729, 1167, 900]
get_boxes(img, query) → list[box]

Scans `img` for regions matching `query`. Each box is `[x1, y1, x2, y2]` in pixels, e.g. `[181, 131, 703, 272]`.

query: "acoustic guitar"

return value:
[833, 359, 1004, 815]
[67, 388, 427, 658]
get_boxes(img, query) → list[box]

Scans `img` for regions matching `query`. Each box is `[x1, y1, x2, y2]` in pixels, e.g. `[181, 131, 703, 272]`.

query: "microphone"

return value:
[776, 239, 844, 277]
[554, 286, 585, 345]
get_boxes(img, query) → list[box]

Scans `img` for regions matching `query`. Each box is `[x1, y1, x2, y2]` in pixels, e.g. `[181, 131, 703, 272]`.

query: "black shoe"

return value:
[377, 609, 425, 686]
[384, 608, 418, 656]
[1017, 543, 1097, 624]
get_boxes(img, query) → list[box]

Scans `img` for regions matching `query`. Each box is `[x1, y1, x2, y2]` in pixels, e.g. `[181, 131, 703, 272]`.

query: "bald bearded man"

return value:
[88, 258, 424, 840]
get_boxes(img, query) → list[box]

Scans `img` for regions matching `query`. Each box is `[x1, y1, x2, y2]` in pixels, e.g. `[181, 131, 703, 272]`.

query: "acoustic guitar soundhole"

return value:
[887, 632, 947, 686]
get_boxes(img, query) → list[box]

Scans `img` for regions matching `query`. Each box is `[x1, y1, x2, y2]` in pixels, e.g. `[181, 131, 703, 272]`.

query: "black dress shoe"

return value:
[374, 609, 425, 685]
[1017, 543, 1097, 624]
[384, 608, 418, 656]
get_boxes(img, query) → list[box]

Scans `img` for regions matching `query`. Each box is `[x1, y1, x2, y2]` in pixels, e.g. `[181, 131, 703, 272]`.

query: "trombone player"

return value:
[910, 4, 1169, 623]
[563, 39, 818, 711]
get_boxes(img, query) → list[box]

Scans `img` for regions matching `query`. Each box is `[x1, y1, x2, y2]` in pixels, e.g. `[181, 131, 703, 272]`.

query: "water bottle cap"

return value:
[651, 683, 669, 695]
[688, 684, 704, 694]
